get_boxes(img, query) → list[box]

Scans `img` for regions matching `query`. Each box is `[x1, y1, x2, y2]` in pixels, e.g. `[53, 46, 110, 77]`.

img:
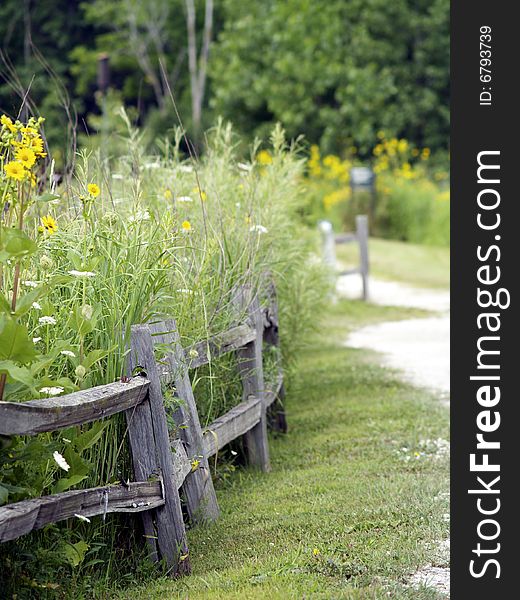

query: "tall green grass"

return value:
[0, 118, 330, 595]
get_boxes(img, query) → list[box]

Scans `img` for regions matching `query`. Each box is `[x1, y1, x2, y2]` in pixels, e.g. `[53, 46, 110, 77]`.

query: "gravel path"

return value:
[339, 275, 451, 596]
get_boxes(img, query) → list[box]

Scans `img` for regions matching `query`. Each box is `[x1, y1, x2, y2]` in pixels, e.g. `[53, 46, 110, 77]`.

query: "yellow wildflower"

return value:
[164, 189, 173, 200]
[256, 150, 273, 165]
[181, 220, 192, 231]
[87, 183, 100, 197]
[15, 147, 36, 169]
[4, 161, 27, 181]
[1, 114, 17, 133]
[191, 458, 201, 472]
[313, 548, 320, 556]
[421, 148, 431, 160]
[41, 215, 58, 235]
[191, 187, 207, 201]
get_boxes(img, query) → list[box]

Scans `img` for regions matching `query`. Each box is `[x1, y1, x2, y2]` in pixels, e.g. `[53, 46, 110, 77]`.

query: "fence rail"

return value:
[0, 277, 285, 577]
[318, 215, 370, 300]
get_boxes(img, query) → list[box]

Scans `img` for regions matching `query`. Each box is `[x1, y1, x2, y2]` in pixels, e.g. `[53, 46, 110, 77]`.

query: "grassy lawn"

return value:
[115, 300, 449, 599]
[336, 238, 450, 290]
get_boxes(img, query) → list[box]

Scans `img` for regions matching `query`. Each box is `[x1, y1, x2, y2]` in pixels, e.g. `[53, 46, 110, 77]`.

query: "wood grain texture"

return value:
[128, 326, 190, 575]
[182, 323, 256, 371]
[148, 320, 219, 524]
[0, 480, 163, 543]
[0, 378, 150, 436]
[234, 286, 271, 472]
[202, 396, 262, 457]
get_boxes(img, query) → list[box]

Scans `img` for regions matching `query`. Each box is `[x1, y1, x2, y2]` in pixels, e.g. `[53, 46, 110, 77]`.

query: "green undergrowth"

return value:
[109, 299, 449, 600]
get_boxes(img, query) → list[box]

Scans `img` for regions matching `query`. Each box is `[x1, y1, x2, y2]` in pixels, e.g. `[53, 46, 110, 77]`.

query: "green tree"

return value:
[209, 0, 449, 155]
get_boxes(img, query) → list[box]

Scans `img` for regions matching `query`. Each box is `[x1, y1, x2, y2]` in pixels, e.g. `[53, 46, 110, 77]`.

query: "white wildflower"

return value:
[111, 173, 124, 180]
[144, 162, 160, 169]
[128, 210, 151, 223]
[23, 281, 38, 288]
[53, 451, 70, 471]
[32, 337, 42, 343]
[177, 196, 193, 203]
[60, 350, 76, 358]
[38, 316, 57, 326]
[237, 162, 253, 172]
[249, 225, 268, 234]
[40, 386, 64, 396]
[179, 165, 194, 173]
[68, 270, 96, 278]
[74, 514, 91, 523]
[176, 288, 194, 294]
[32, 302, 42, 310]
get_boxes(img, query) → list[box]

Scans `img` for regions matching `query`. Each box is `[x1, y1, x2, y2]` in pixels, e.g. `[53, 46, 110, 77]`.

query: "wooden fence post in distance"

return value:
[356, 215, 369, 301]
[127, 325, 190, 575]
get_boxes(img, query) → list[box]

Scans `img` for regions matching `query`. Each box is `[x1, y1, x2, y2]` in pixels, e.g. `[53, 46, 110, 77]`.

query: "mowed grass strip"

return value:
[336, 237, 450, 290]
[116, 301, 449, 599]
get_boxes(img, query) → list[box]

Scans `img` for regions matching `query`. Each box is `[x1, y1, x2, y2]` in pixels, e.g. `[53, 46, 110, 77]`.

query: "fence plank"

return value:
[0, 378, 150, 436]
[234, 287, 270, 472]
[356, 215, 370, 300]
[148, 320, 219, 524]
[202, 396, 262, 458]
[182, 323, 256, 371]
[128, 326, 190, 575]
[0, 480, 163, 543]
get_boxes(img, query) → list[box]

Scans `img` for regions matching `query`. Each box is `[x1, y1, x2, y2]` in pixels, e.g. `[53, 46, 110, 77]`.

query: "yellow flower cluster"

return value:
[372, 134, 430, 181]
[323, 188, 351, 210]
[1, 114, 46, 184]
[307, 145, 350, 184]
[256, 150, 273, 166]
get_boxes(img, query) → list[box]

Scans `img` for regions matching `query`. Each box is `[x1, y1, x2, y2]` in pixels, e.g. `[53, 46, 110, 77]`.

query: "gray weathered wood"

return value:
[335, 232, 357, 244]
[148, 320, 219, 524]
[202, 396, 262, 457]
[264, 373, 284, 408]
[171, 438, 192, 489]
[356, 215, 370, 300]
[128, 326, 190, 575]
[233, 286, 270, 472]
[0, 378, 150, 436]
[182, 323, 256, 371]
[0, 480, 163, 544]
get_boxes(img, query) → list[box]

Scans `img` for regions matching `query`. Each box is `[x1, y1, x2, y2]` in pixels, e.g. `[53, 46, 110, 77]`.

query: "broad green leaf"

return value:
[0, 360, 35, 389]
[0, 227, 37, 262]
[34, 192, 61, 203]
[59, 540, 90, 567]
[73, 420, 110, 454]
[53, 474, 88, 494]
[0, 316, 37, 363]
[82, 347, 115, 371]
[13, 285, 47, 318]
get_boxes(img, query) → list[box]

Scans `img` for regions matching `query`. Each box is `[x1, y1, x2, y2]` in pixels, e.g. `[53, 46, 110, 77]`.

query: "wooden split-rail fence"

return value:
[0, 277, 285, 576]
[319, 215, 370, 300]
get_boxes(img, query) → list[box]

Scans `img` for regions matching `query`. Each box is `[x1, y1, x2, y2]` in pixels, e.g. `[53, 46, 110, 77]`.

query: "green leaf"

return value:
[59, 540, 90, 567]
[82, 347, 114, 371]
[0, 227, 37, 262]
[0, 360, 35, 389]
[34, 192, 61, 203]
[13, 285, 47, 318]
[73, 420, 110, 454]
[53, 474, 88, 494]
[0, 484, 9, 506]
[0, 315, 37, 364]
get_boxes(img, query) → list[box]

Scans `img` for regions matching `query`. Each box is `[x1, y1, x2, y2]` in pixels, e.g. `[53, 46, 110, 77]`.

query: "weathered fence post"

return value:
[127, 325, 190, 575]
[356, 215, 369, 301]
[318, 220, 337, 270]
[148, 320, 219, 524]
[234, 286, 271, 472]
[261, 275, 287, 434]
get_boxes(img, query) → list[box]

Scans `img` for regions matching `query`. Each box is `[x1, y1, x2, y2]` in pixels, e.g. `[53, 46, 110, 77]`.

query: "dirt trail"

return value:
[339, 275, 451, 597]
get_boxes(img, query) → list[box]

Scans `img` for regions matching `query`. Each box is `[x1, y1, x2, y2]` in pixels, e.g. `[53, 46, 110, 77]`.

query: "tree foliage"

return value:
[0, 0, 449, 156]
